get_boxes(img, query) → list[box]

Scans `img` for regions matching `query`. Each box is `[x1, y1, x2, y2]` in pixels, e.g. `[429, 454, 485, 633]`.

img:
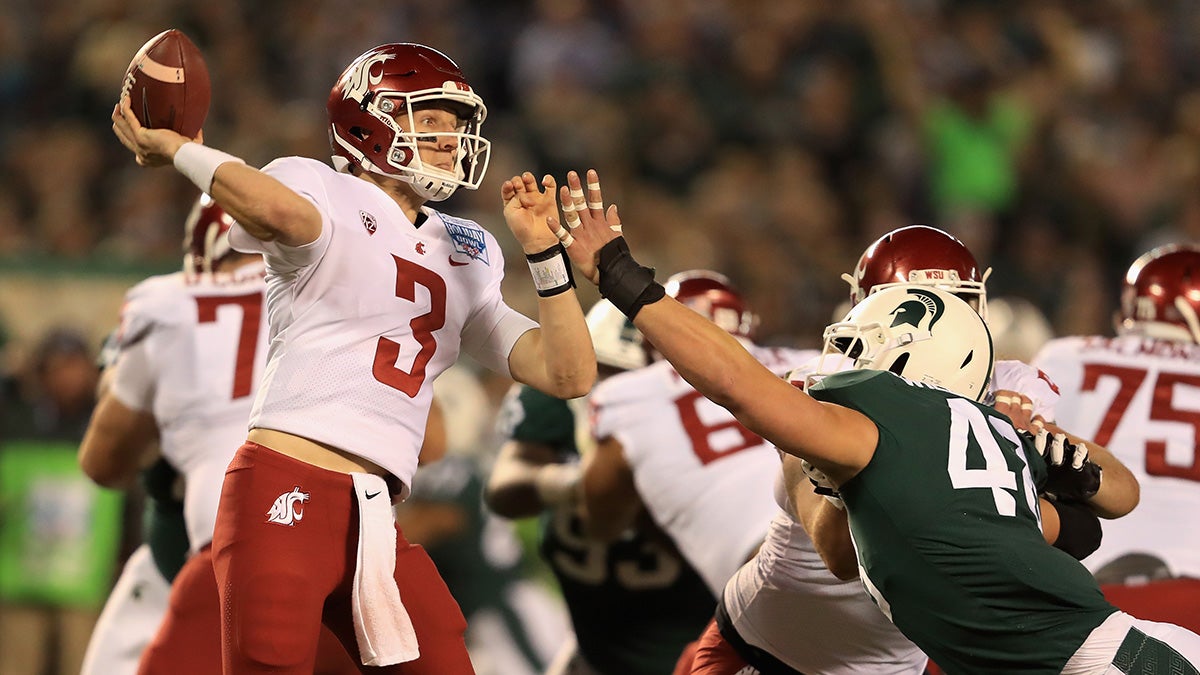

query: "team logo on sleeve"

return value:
[266, 487, 310, 526]
[440, 214, 490, 265]
[889, 288, 945, 330]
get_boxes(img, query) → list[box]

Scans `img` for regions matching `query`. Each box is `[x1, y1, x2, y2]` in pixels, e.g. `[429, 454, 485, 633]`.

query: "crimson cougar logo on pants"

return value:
[266, 487, 309, 526]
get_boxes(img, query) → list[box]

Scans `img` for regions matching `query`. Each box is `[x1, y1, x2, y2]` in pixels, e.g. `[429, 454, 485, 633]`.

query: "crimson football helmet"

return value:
[843, 225, 990, 320]
[1117, 243, 1200, 344]
[665, 270, 758, 339]
[183, 193, 235, 276]
[327, 43, 490, 202]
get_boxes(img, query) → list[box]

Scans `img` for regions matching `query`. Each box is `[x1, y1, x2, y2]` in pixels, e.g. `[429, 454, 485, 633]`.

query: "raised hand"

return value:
[111, 96, 196, 168]
[501, 172, 561, 254]
[548, 169, 622, 285]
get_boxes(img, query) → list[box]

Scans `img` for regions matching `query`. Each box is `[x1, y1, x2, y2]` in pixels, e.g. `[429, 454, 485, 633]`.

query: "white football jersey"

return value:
[723, 505, 928, 674]
[229, 158, 536, 493]
[1033, 334, 1200, 577]
[111, 262, 268, 550]
[589, 344, 816, 597]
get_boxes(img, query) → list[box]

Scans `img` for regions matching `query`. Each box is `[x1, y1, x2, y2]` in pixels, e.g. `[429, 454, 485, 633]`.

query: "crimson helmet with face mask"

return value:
[665, 270, 759, 340]
[183, 193, 235, 276]
[1118, 243, 1200, 344]
[844, 225, 990, 321]
[327, 43, 490, 202]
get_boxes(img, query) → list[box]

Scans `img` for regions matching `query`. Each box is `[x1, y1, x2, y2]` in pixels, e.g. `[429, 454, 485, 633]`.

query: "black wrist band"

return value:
[598, 238, 665, 318]
[526, 243, 575, 297]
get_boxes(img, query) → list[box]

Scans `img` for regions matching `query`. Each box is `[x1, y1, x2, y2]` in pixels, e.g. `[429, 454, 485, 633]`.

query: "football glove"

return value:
[1028, 429, 1102, 502]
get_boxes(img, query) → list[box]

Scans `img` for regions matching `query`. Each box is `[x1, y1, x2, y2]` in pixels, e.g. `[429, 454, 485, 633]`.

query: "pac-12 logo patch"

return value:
[360, 211, 377, 235]
[266, 487, 310, 526]
[441, 214, 489, 265]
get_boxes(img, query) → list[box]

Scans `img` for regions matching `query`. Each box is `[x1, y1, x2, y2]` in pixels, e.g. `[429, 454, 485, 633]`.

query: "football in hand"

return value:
[120, 29, 211, 138]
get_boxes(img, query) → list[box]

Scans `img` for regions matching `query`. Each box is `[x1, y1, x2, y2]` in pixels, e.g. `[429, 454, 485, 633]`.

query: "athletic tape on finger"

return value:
[560, 233, 575, 247]
[570, 187, 585, 200]
[995, 395, 1015, 406]
[1020, 402, 1034, 411]
[561, 202, 582, 229]
[587, 181, 601, 191]
[587, 201, 604, 210]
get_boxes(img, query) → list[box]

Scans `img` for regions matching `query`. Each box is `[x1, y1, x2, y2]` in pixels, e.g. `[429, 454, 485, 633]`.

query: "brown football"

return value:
[120, 29, 210, 138]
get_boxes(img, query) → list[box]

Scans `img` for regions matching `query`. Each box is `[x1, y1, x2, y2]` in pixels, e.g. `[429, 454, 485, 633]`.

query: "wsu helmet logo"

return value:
[889, 288, 945, 330]
[266, 487, 310, 526]
[341, 51, 393, 103]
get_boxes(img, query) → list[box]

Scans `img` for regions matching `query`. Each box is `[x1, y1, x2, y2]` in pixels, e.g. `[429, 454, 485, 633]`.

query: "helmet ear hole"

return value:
[349, 126, 369, 141]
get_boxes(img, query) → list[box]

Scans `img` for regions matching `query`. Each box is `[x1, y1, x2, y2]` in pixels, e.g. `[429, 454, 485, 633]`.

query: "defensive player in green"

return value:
[486, 299, 716, 675]
[552, 168, 1200, 675]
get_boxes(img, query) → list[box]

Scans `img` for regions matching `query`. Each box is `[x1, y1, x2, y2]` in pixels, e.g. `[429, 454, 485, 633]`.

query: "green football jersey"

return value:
[500, 385, 716, 675]
[810, 370, 1117, 675]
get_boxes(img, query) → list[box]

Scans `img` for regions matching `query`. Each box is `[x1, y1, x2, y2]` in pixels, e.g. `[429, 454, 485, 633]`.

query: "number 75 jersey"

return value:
[1033, 334, 1200, 578]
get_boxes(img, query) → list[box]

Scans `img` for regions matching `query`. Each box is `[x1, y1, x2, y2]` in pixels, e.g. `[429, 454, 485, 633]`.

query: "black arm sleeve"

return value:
[1051, 499, 1104, 560]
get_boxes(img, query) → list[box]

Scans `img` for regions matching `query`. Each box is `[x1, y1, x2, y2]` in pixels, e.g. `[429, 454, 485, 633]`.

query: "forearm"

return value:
[1045, 422, 1139, 519]
[531, 291, 596, 399]
[484, 442, 579, 519]
[79, 395, 157, 489]
[633, 298, 764, 413]
[784, 455, 859, 580]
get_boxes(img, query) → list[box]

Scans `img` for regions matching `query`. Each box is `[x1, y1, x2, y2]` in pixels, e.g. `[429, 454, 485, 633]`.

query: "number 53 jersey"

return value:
[1033, 334, 1200, 579]
[111, 261, 269, 551]
[229, 157, 537, 495]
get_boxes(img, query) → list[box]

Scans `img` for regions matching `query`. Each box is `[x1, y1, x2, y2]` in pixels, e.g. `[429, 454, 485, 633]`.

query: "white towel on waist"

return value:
[350, 472, 419, 666]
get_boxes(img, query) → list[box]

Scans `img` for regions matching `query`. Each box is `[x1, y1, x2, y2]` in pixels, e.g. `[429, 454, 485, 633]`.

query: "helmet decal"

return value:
[341, 52, 393, 103]
[890, 288, 944, 330]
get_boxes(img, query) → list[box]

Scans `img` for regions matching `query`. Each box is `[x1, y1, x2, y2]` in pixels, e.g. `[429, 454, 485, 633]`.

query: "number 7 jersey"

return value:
[1033, 334, 1200, 579]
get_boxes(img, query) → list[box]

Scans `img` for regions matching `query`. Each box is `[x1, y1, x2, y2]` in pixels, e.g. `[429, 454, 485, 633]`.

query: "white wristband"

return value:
[526, 244, 575, 297]
[173, 142, 246, 193]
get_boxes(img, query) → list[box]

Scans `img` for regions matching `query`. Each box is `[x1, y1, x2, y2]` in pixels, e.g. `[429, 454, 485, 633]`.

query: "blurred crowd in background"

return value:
[3, 0, 1200, 671]
[5, 0, 1200, 343]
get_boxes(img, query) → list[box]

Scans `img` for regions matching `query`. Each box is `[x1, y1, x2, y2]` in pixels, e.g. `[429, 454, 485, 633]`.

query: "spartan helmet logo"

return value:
[889, 288, 945, 330]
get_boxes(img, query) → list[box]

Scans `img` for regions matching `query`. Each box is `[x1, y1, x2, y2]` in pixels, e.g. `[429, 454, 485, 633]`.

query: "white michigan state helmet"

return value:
[586, 299, 648, 371]
[818, 285, 994, 401]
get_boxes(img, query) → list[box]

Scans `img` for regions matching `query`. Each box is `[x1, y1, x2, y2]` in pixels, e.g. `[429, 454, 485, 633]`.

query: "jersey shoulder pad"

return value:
[118, 272, 189, 346]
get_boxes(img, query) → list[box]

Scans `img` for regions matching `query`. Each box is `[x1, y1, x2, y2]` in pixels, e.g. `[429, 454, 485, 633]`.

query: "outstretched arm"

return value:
[485, 439, 581, 519]
[111, 97, 320, 246]
[553, 169, 878, 484]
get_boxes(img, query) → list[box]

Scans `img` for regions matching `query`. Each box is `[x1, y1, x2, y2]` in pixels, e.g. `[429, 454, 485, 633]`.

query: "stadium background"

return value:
[2, 0, 1199, 671]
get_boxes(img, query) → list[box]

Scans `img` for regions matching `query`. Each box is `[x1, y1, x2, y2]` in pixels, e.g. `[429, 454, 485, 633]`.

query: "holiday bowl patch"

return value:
[441, 214, 489, 265]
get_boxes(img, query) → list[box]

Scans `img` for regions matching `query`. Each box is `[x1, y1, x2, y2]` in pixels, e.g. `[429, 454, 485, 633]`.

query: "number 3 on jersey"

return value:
[373, 255, 447, 397]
